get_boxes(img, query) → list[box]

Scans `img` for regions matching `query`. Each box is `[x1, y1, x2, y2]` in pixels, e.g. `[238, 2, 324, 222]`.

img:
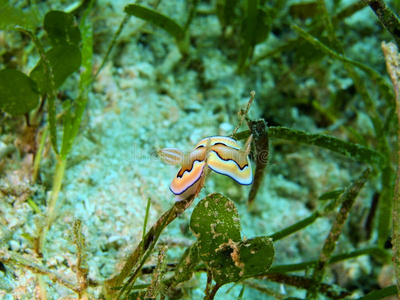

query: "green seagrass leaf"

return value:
[171, 242, 200, 286]
[124, 4, 185, 40]
[30, 43, 82, 95]
[0, 69, 39, 116]
[239, 236, 275, 278]
[0, 3, 38, 30]
[190, 193, 275, 285]
[44, 10, 81, 46]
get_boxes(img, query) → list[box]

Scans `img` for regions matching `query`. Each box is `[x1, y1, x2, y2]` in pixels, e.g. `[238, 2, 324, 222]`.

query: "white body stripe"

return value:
[195, 136, 240, 150]
[158, 148, 183, 165]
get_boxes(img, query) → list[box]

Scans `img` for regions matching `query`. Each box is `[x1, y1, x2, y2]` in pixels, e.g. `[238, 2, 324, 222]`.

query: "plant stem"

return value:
[204, 270, 213, 298]
[32, 126, 48, 183]
[38, 275, 47, 300]
[92, 14, 130, 83]
[141, 198, 151, 256]
[37, 157, 67, 255]
[364, 0, 400, 49]
[381, 41, 400, 297]
[205, 283, 222, 300]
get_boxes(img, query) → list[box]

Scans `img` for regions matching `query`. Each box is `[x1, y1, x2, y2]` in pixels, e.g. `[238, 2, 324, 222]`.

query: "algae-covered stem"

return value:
[72, 220, 89, 298]
[105, 194, 197, 296]
[381, 41, 400, 296]
[0, 250, 81, 294]
[204, 282, 222, 300]
[307, 167, 371, 299]
[364, 0, 400, 49]
[246, 119, 269, 207]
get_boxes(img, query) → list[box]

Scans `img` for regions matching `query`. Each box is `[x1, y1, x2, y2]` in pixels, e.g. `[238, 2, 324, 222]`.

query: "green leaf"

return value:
[241, 0, 270, 45]
[171, 243, 201, 286]
[44, 10, 81, 46]
[318, 188, 345, 201]
[0, 3, 37, 30]
[190, 193, 275, 285]
[30, 44, 82, 95]
[237, 236, 274, 278]
[252, 7, 271, 45]
[0, 69, 39, 116]
[124, 4, 185, 40]
[216, 0, 240, 28]
[190, 193, 242, 284]
[238, 0, 271, 71]
[190, 193, 242, 257]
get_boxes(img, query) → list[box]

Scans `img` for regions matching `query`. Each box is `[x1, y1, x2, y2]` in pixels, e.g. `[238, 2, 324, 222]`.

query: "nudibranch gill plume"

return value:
[158, 135, 253, 201]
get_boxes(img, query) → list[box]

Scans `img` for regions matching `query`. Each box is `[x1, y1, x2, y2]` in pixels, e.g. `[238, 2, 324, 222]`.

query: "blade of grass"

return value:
[298, 6, 394, 248]
[269, 127, 385, 166]
[183, 0, 199, 32]
[38, 157, 66, 254]
[307, 167, 371, 299]
[316, 0, 343, 54]
[233, 127, 386, 166]
[356, 285, 398, 300]
[32, 125, 48, 182]
[142, 198, 151, 255]
[61, 2, 94, 158]
[92, 14, 130, 83]
[124, 4, 185, 40]
[270, 211, 320, 241]
[292, 24, 393, 105]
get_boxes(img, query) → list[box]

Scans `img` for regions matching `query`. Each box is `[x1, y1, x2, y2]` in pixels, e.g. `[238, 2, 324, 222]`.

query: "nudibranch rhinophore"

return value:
[158, 135, 253, 201]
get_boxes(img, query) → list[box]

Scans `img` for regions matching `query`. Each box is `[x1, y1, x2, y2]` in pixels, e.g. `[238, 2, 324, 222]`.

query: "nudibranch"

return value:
[158, 135, 253, 201]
